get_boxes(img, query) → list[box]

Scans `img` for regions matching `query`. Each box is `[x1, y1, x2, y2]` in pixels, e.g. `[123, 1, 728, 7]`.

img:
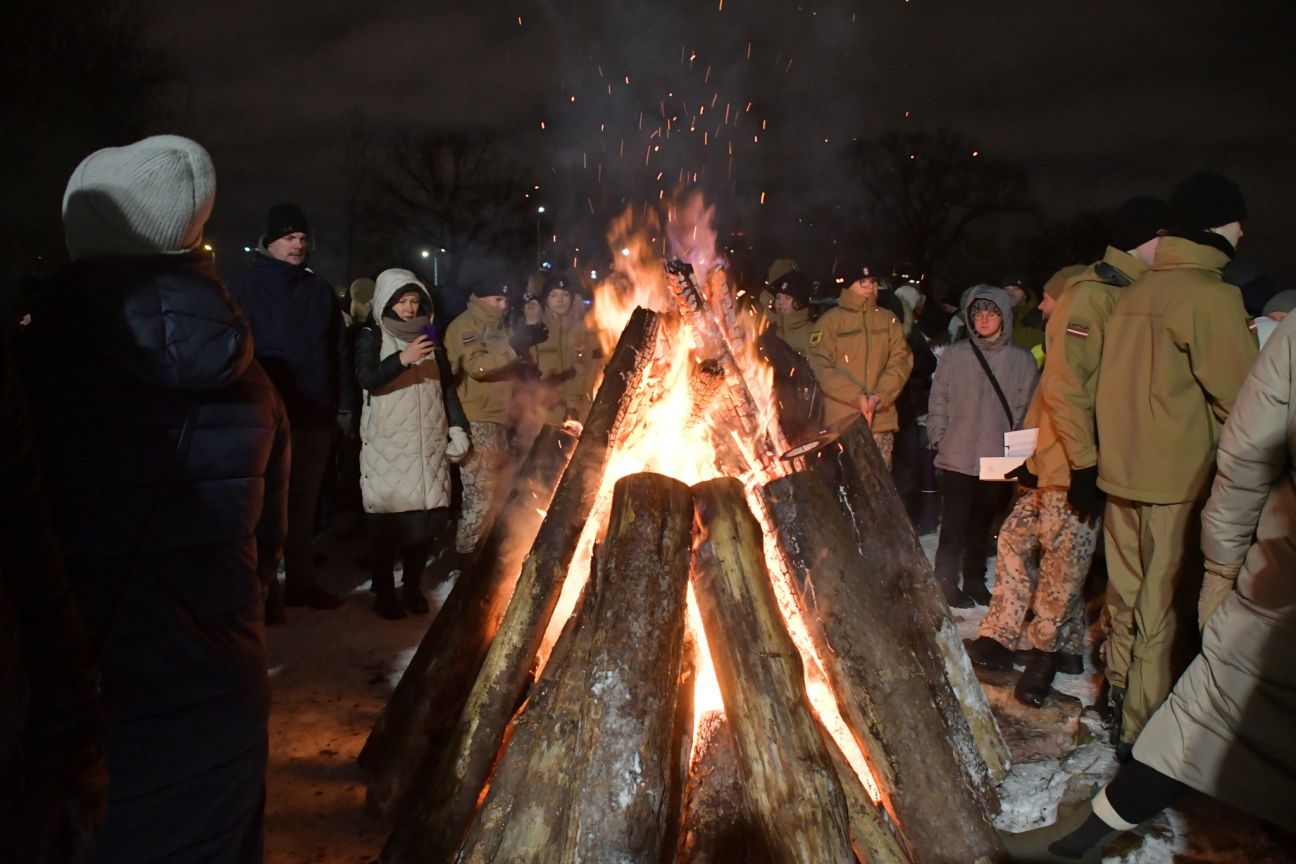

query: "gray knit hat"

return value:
[62, 135, 216, 261]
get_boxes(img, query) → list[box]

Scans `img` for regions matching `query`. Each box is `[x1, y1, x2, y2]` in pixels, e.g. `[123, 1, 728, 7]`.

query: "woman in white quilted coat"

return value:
[1003, 312, 1296, 862]
[355, 269, 470, 619]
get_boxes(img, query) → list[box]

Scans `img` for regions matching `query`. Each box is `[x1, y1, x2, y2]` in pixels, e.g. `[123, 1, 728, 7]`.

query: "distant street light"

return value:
[420, 249, 431, 258]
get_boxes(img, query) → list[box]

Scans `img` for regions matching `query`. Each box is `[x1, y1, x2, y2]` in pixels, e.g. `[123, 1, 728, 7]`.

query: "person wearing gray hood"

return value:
[928, 286, 1039, 607]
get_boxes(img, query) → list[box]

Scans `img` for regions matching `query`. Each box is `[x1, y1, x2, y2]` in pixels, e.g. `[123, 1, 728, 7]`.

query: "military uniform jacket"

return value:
[531, 304, 596, 424]
[808, 288, 912, 432]
[1026, 247, 1147, 488]
[773, 306, 813, 358]
[446, 296, 518, 425]
[1095, 236, 1259, 503]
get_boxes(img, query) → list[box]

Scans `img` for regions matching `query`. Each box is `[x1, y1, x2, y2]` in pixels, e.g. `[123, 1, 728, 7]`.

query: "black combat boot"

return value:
[964, 636, 1015, 671]
[1015, 651, 1058, 707]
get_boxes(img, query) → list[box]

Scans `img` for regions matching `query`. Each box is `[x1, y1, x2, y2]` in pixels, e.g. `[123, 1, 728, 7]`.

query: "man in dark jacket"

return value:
[228, 203, 355, 611]
[19, 135, 289, 863]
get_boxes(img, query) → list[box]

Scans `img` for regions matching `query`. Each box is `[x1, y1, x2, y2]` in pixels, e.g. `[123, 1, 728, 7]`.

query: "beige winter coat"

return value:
[358, 270, 454, 514]
[1134, 313, 1296, 828]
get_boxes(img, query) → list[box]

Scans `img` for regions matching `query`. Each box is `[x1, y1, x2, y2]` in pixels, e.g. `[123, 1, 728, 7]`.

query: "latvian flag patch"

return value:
[1065, 323, 1090, 339]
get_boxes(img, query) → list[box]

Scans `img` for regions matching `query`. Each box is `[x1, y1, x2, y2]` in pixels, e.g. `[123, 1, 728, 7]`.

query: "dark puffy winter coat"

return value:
[227, 251, 356, 428]
[17, 254, 289, 864]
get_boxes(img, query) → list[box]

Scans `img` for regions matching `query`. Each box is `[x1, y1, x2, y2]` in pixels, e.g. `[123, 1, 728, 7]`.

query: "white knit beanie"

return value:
[62, 135, 216, 261]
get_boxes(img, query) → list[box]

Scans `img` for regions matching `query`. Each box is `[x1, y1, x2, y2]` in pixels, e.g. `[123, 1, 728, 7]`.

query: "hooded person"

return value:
[926, 286, 1038, 607]
[530, 272, 597, 427]
[18, 135, 289, 863]
[446, 281, 529, 559]
[1002, 274, 1044, 354]
[349, 277, 376, 324]
[354, 269, 468, 619]
[807, 266, 914, 467]
[226, 202, 357, 611]
[1095, 171, 1259, 751]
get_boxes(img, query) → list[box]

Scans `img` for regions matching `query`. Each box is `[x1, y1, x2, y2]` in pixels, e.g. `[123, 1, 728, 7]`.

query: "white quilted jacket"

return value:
[360, 272, 451, 514]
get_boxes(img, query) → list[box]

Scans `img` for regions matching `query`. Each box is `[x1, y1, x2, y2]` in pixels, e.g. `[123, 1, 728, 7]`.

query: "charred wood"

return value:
[691, 477, 855, 864]
[677, 712, 775, 864]
[810, 418, 1011, 792]
[765, 469, 1000, 862]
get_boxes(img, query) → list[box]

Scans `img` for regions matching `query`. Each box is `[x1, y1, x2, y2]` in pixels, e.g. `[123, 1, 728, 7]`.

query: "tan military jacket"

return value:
[774, 306, 813, 358]
[531, 303, 596, 424]
[808, 288, 912, 432]
[1026, 248, 1147, 488]
[1096, 236, 1259, 503]
[446, 296, 517, 425]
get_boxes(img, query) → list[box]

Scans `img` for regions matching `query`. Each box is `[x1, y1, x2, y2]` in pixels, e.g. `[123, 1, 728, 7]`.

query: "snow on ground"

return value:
[258, 528, 1295, 863]
[919, 529, 1296, 862]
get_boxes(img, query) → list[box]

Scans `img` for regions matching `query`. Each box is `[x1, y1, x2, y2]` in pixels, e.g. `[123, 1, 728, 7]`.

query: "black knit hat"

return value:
[770, 269, 813, 309]
[473, 281, 508, 298]
[1111, 196, 1169, 251]
[542, 272, 576, 298]
[262, 203, 310, 246]
[1169, 171, 1246, 232]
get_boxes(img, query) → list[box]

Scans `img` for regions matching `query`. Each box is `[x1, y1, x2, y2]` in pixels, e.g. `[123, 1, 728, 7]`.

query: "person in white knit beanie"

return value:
[61, 134, 215, 261]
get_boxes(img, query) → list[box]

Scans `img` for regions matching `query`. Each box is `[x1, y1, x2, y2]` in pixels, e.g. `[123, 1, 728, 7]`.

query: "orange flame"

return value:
[536, 190, 877, 803]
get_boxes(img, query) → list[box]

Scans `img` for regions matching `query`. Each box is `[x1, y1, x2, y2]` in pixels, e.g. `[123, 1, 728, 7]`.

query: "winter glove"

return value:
[446, 426, 471, 464]
[1005, 462, 1038, 488]
[1066, 465, 1104, 525]
[508, 323, 549, 356]
[1198, 559, 1240, 634]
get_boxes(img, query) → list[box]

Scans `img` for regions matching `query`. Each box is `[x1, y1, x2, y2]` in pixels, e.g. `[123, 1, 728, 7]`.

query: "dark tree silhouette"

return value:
[849, 128, 1034, 290]
[360, 130, 533, 312]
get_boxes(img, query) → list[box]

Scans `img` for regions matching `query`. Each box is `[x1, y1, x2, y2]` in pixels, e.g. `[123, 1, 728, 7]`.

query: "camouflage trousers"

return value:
[978, 487, 1098, 655]
[872, 431, 895, 470]
[455, 421, 508, 555]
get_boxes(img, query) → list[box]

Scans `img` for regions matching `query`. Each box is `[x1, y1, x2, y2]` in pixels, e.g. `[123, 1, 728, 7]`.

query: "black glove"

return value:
[508, 323, 548, 355]
[1005, 462, 1038, 488]
[1067, 465, 1104, 524]
[545, 367, 577, 384]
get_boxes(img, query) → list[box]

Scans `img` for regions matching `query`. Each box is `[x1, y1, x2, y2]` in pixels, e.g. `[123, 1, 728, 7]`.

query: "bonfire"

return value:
[358, 193, 1012, 864]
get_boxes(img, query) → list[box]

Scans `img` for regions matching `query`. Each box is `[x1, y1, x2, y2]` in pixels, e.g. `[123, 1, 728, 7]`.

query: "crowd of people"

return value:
[2, 133, 1293, 863]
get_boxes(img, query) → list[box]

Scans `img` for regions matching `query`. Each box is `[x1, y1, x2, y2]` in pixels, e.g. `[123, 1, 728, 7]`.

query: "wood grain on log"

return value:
[691, 477, 855, 864]
[358, 423, 577, 818]
[811, 418, 1011, 793]
[382, 308, 660, 863]
[677, 712, 774, 864]
[815, 723, 910, 864]
[766, 467, 995, 862]
[454, 473, 694, 863]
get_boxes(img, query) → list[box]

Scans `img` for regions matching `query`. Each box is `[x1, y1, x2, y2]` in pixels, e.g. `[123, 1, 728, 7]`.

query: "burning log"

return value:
[677, 712, 775, 864]
[453, 472, 695, 863]
[815, 723, 909, 864]
[358, 422, 577, 818]
[665, 260, 789, 471]
[764, 469, 1002, 863]
[811, 419, 1012, 790]
[383, 308, 661, 863]
[691, 477, 856, 864]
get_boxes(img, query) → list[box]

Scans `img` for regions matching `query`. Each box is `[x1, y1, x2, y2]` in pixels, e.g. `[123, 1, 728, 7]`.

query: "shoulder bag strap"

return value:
[968, 339, 1016, 431]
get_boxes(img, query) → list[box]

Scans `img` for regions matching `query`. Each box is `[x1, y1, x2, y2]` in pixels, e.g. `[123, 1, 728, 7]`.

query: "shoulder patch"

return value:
[461, 332, 480, 345]
[1065, 323, 1090, 339]
[809, 330, 824, 347]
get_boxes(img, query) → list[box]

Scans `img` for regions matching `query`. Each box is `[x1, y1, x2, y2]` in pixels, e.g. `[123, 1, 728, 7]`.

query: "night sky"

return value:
[151, 0, 1296, 287]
